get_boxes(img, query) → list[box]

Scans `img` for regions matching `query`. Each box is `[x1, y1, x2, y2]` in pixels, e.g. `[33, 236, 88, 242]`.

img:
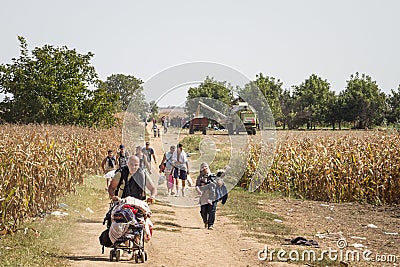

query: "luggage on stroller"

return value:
[100, 197, 153, 263]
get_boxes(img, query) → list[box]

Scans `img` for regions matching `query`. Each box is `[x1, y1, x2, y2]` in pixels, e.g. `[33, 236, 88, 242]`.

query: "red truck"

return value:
[189, 117, 208, 135]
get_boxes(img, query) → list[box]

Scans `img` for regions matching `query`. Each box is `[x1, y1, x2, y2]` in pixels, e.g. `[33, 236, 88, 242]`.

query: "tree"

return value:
[185, 77, 234, 119]
[0, 36, 118, 127]
[292, 74, 334, 129]
[325, 93, 344, 130]
[85, 82, 120, 127]
[386, 85, 400, 125]
[254, 73, 283, 123]
[279, 89, 296, 129]
[104, 74, 144, 111]
[239, 73, 283, 127]
[341, 73, 386, 128]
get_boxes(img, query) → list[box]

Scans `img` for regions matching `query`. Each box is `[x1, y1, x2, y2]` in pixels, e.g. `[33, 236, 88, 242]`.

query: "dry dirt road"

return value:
[63, 127, 399, 267]
[64, 126, 270, 267]
[64, 200, 268, 267]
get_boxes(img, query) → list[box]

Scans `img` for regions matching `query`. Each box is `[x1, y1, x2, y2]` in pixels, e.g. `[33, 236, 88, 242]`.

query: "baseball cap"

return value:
[145, 141, 150, 145]
[119, 144, 124, 149]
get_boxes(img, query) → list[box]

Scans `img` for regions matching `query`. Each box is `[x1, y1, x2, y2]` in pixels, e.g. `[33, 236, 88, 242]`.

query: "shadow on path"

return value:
[61, 255, 107, 262]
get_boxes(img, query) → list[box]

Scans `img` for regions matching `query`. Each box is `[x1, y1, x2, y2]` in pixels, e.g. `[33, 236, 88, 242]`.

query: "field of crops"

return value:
[0, 124, 120, 232]
[251, 130, 400, 204]
[1, 125, 399, 233]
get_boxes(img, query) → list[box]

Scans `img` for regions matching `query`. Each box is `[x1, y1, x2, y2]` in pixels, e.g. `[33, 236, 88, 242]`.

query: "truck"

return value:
[189, 117, 208, 135]
[198, 101, 258, 135]
[187, 104, 208, 135]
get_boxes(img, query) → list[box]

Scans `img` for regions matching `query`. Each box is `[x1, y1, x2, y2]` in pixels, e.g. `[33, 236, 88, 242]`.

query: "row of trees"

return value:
[1, 36, 399, 129]
[186, 74, 400, 130]
[0, 36, 148, 127]
[253, 73, 399, 129]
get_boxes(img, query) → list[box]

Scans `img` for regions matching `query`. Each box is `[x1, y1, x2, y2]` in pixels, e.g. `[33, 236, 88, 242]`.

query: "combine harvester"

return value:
[197, 101, 259, 135]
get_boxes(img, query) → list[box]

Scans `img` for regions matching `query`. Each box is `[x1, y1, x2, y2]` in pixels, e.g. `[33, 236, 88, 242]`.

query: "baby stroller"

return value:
[100, 197, 153, 263]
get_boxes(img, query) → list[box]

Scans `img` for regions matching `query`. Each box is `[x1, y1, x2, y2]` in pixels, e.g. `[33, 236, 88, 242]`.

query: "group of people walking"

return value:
[152, 116, 169, 137]
[101, 142, 157, 190]
[102, 139, 228, 230]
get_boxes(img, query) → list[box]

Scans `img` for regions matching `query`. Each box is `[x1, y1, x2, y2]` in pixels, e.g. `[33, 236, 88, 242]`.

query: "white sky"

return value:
[1, 0, 399, 106]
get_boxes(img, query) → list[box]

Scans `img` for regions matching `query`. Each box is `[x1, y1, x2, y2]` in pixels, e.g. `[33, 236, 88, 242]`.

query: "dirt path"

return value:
[62, 126, 399, 266]
[64, 125, 266, 267]
[65, 202, 266, 266]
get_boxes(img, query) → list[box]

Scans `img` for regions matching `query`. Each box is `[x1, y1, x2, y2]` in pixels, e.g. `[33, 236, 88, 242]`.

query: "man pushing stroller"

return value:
[108, 155, 157, 203]
[101, 155, 157, 262]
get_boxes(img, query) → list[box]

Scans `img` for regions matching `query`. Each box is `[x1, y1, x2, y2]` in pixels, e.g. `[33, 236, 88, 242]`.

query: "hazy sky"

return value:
[1, 0, 399, 106]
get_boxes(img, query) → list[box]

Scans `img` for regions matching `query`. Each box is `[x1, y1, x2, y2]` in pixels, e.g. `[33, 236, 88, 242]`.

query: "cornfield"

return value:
[2, 126, 399, 232]
[247, 130, 400, 204]
[0, 124, 121, 231]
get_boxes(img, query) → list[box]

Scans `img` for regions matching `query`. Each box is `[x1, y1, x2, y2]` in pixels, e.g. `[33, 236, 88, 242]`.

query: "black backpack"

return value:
[99, 228, 112, 248]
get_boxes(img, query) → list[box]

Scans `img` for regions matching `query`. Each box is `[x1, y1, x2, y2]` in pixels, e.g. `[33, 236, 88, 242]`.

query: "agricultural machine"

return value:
[189, 117, 208, 134]
[197, 101, 259, 135]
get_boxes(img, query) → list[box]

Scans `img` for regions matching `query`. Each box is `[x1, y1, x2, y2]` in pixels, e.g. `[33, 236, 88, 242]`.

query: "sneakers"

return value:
[204, 223, 208, 228]
[181, 189, 185, 197]
[208, 225, 214, 230]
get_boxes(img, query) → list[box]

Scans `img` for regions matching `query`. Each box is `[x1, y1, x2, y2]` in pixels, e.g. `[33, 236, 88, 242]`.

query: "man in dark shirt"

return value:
[108, 155, 157, 203]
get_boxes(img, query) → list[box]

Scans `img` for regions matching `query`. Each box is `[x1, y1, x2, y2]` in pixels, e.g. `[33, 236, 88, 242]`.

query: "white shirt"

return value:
[172, 149, 188, 171]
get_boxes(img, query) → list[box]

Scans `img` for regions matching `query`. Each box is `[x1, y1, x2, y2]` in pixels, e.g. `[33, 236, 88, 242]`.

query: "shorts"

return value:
[173, 168, 187, 180]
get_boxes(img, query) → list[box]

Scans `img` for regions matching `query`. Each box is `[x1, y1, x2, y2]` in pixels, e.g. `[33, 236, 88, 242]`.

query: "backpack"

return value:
[99, 228, 113, 248]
